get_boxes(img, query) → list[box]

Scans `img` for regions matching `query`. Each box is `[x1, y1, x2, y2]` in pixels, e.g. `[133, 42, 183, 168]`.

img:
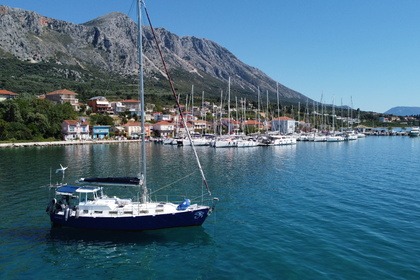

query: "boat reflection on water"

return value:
[46, 226, 213, 246]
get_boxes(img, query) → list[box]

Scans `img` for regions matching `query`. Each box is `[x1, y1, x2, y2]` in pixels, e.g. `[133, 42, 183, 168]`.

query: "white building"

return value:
[271, 117, 296, 134]
[61, 120, 90, 140]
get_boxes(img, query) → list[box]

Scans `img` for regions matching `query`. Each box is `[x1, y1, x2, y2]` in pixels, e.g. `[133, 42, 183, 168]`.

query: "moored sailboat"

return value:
[45, 0, 218, 231]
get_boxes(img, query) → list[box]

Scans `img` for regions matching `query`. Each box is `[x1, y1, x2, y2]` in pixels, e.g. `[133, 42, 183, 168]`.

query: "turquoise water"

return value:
[0, 137, 419, 279]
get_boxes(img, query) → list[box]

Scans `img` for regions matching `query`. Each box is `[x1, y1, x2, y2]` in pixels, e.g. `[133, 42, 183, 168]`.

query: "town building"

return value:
[92, 125, 111, 139]
[121, 99, 140, 115]
[0, 89, 18, 101]
[123, 121, 152, 139]
[88, 96, 113, 114]
[271, 117, 296, 134]
[45, 89, 80, 111]
[153, 121, 175, 137]
[61, 120, 90, 141]
[153, 112, 172, 122]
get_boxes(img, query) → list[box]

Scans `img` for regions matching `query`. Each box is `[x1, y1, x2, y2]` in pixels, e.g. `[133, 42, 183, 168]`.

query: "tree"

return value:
[89, 114, 114, 126]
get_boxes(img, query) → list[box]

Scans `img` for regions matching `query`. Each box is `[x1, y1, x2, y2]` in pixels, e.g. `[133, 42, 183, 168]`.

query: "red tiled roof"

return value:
[273, 117, 294, 121]
[63, 120, 89, 125]
[121, 99, 139, 103]
[0, 89, 18, 95]
[123, 122, 152, 127]
[46, 89, 77, 95]
[155, 121, 172, 125]
[123, 121, 140, 127]
[243, 120, 261, 125]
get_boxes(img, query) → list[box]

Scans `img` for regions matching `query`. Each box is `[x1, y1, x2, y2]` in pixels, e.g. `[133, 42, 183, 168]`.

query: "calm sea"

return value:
[0, 137, 419, 279]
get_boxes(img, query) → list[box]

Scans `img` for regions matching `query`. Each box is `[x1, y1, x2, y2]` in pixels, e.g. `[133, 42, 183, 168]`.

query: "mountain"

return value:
[0, 5, 308, 105]
[385, 107, 420, 116]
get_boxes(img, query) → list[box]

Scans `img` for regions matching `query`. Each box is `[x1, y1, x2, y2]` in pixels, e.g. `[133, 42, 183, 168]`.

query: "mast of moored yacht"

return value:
[137, 0, 148, 204]
[228, 77, 231, 134]
[276, 82, 280, 134]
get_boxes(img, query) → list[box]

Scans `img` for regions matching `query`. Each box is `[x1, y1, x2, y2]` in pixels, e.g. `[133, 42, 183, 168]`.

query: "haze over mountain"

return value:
[0, 5, 308, 105]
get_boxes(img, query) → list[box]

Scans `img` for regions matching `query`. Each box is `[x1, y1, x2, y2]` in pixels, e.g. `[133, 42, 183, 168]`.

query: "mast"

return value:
[137, 0, 148, 203]
[257, 87, 260, 132]
[191, 84, 194, 128]
[235, 96, 238, 133]
[332, 96, 335, 134]
[219, 89, 223, 136]
[202, 91, 206, 134]
[228, 77, 231, 134]
[266, 90, 269, 130]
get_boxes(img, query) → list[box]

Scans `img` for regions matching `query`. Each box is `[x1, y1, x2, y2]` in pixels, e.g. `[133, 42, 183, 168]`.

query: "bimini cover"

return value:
[176, 199, 191, 210]
[56, 185, 79, 195]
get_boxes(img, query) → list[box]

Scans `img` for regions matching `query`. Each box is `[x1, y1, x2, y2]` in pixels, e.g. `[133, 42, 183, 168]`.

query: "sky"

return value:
[2, 0, 420, 113]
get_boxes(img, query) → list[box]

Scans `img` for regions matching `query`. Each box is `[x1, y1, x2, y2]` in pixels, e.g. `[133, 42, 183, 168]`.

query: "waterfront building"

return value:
[153, 121, 175, 137]
[271, 117, 296, 134]
[61, 119, 90, 141]
[92, 125, 111, 139]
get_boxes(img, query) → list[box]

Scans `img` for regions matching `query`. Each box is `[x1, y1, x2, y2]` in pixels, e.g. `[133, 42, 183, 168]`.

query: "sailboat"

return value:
[45, 0, 218, 231]
[212, 77, 238, 148]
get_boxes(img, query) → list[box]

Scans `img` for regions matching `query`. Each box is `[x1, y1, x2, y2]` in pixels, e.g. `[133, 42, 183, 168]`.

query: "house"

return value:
[221, 118, 240, 133]
[45, 89, 79, 111]
[88, 96, 113, 114]
[123, 121, 152, 138]
[177, 121, 194, 137]
[378, 117, 390, 123]
[153, 112, 172, 122]
[271, 117, 296, 134]
[0, 89, 18, 101]
[62, 120, 90, 141]
[92, 125, 111, 139]
[121, 99, 140, 115]
[191, 120, 207, 132]
[111, 102, 126, 115]
[242, 119, 262, 132]
[153, 121, 175, 137]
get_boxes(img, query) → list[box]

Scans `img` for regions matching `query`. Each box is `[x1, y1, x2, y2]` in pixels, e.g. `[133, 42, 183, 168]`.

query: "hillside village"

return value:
[1, 88, 419, 142]
[1, 88, 296, 140]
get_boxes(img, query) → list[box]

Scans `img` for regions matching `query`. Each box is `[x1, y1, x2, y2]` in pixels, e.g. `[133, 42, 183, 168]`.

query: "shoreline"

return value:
[0, 139, 142, 148]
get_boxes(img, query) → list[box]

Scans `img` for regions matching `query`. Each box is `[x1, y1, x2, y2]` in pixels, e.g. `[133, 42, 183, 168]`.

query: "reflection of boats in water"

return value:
[46, 226, 213, 246]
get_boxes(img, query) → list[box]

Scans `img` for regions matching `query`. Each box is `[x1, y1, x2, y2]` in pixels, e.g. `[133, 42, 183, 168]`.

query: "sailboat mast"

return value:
[228, 77, 231, 134]
[257, 87, 260, 132]
[137, 0, 148, 203]
[191, 85, 194, 126]
[219, 89, 223, 136]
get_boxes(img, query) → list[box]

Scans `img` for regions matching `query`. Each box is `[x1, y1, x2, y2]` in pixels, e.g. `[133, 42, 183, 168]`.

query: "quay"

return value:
[0, 139, 143, 148]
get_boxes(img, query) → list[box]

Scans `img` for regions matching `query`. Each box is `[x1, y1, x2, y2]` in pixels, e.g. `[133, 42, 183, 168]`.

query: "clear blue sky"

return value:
[2, 0, 420, 113]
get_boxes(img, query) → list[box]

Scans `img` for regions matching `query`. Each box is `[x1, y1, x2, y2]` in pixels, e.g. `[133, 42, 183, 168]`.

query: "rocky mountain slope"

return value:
[0, 5, 307, 103]
[385, 107, 420, 116]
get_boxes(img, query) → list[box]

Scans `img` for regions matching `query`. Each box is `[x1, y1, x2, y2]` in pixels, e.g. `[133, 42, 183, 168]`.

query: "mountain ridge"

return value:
[0, 5, 308, 104]
[384, 106, 420, 116]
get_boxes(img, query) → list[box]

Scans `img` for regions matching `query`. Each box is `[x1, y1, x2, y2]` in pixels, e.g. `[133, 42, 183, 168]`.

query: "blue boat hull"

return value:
[49, 208, 210, 231]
